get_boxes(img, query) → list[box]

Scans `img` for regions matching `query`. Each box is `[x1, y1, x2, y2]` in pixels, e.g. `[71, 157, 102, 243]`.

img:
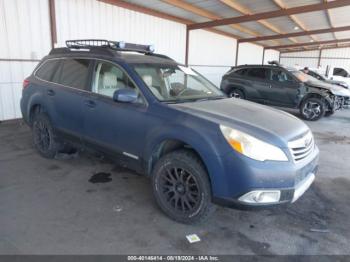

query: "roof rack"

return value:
[65, 39, 155, 54]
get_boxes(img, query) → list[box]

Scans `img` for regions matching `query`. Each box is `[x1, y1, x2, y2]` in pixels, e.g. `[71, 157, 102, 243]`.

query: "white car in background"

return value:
[318, 66, 350, 89]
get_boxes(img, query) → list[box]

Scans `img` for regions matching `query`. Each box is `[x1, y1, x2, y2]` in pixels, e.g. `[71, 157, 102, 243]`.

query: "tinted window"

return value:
[92, 62, 138, 99]
[58, 59, 90, 90]
[36, 60, 60, 81]
[333, 68, 348, 77]
[247, 68, 268, 79]
[270, 69, 293, 82]
[234, 68, 248, 76]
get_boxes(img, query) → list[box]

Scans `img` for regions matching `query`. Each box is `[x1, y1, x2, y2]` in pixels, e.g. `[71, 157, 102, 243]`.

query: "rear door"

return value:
[45, 58, 92, 140]
[267, 68, 300, 107]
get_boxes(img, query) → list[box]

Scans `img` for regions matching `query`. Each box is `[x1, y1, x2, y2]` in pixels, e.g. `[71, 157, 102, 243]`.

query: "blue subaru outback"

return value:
[21, 40, 319, 223]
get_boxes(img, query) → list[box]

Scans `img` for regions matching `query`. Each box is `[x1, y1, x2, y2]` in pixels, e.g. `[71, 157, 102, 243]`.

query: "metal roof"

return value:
[106, 0, 350, 52]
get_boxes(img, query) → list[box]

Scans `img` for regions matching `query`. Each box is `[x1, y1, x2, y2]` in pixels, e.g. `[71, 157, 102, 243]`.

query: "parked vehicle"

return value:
[303, 68, 348, 89]
[21, 40, 319, 224]
[324, 66, 350, 87]
[220, 62, 350, 121]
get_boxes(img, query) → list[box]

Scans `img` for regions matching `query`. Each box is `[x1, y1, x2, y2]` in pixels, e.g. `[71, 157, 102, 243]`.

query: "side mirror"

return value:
[113, 88, 138, 103]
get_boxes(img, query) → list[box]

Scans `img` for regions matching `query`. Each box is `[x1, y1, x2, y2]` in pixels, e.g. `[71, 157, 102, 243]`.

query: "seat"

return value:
[99, 72, 118, 97]
[142, 75, 163, 99]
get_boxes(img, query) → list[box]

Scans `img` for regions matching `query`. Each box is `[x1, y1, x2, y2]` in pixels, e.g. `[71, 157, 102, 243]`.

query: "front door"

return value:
[82, 60, 151, 171]
[267, 68, 299, 107]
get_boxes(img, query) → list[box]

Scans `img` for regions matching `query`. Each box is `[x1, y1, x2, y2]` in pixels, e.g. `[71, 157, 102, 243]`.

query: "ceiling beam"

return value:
[98, 0, 240, 39]
[266, 38, 350, 50]
[161, 0, 262, 38]
[239, 25, 350, 43]
[272, 0, 317, 43]
[219, 0, 295, 44]
[188, 0, 350, 30]
[280, 43, 350, 53]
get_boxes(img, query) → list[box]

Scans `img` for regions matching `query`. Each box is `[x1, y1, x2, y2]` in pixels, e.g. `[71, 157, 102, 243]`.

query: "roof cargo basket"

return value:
[66, 39, 155, 54]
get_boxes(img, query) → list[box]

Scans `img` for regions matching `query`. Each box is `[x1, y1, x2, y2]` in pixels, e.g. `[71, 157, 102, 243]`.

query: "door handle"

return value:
[84, 100, 96, 108]
[47, 90, 55, 96]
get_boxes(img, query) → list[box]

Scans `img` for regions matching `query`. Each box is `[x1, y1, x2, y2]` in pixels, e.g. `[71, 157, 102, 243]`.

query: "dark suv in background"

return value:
[220, 62, 350, 121]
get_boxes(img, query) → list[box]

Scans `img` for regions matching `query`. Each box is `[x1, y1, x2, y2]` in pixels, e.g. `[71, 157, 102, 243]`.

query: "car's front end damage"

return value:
[328, 89, 350, 110]
[306, 82, 350, 112]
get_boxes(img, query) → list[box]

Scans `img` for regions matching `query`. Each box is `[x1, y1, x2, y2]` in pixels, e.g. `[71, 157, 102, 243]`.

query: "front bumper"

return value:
[212, 146, 319, 208]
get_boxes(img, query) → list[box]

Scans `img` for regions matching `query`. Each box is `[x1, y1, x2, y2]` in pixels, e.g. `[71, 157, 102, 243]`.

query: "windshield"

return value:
[132, 64, 225, 102]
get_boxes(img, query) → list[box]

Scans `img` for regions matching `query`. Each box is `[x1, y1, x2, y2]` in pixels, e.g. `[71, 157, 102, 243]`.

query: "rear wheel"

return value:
[152, 149, 214, 224]
[32, 113, 60, 158]
[229, 89, 245, 99]
[300, 97, 325, 121]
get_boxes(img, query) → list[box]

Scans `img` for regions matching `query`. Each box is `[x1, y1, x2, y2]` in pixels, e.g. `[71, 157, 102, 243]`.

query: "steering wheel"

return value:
[170, 82, 186, 97]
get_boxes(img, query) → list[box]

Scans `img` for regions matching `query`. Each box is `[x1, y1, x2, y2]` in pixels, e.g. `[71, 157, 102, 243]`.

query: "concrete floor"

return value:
[0, 109, 349, 255]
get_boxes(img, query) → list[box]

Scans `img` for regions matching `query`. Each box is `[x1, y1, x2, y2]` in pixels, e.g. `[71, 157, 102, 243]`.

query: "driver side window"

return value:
[93, 61, 137, 98]
[270, 69, 293, 83]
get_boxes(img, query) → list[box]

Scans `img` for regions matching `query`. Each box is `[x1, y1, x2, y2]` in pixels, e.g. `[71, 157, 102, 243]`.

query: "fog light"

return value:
[239, 190, 281, 204]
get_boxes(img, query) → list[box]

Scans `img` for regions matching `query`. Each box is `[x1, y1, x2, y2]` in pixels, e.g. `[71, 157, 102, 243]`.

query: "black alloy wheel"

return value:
[152, 150, 214, 224]
[32, 113, 60, 158]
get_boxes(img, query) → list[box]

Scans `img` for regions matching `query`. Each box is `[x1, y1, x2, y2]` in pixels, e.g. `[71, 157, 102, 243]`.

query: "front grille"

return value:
[288, 131, 314, 162]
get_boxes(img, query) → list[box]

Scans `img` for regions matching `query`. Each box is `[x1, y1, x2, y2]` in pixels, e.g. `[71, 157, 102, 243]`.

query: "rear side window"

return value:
[57, 59, 90, 90]
[234, 68, 248, 76]
[333, 68, 348, 77]
[247, 68, 268, 79]
[35, 60, 61, 81]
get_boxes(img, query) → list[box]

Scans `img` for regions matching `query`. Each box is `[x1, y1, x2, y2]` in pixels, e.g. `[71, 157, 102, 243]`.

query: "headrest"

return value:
[142, 75, 152, 87]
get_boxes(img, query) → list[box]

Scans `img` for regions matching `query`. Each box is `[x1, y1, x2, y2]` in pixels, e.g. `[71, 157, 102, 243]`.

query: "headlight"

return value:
[220, 125, 288, 162]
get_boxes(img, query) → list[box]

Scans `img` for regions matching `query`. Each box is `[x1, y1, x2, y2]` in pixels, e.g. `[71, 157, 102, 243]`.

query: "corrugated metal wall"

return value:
[237, 43, 264, 66]
[280, 47, 350, 72]
[263, 50, 280, 64]
[320, 47, 350, 72]
[280, 50, 320, 68]
[189, 30, 237, 86]
[55, 0, 186, 63]
[0, 0, 51, 120]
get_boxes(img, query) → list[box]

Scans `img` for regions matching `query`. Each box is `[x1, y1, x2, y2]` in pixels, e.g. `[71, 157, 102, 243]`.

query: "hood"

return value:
[170, 98, 309, 146]
[306, 80, 350, 97]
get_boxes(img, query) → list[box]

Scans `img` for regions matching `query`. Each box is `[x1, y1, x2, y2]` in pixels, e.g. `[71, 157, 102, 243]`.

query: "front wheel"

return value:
[152, 149, 214, 224]
[300, 97, 325, 121]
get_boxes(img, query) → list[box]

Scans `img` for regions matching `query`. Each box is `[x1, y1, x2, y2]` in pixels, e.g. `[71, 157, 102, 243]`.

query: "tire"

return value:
[152, 149, 214, 224]
[229, 88, 245, 99]
[32, 113, 60, 158]
[300, 97, 325, 121]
